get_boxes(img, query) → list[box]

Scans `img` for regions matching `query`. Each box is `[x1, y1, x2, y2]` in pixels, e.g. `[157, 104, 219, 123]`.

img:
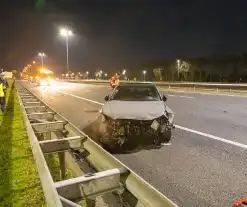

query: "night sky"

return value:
[1, 0, 247, 72]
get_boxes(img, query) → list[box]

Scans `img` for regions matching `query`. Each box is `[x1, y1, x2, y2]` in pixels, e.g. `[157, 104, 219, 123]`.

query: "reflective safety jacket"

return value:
[0, 83, 4, 97]
[3, 79, 8, 90]
[110, 75, 119, 88]
[0, 79, 7, 91]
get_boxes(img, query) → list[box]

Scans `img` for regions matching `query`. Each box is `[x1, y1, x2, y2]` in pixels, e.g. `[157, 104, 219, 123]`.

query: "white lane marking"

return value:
[161, 89, 247, 98]
[59, 91, 247, 149]
[178, 95, 194, 99]
[161, 143, 172, 146]
[59, 91, 104, 105]
[175, 125, 247, 149]
[167, 94, 194, 99]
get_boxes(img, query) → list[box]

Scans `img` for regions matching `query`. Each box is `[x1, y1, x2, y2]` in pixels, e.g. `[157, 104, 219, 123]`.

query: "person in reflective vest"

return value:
[0, 73, 7, 113]
[1, 74, 8, 96]
[3, 77, 8, 96]
[0, 80, 5, 114]
[110, 73, 120, 89]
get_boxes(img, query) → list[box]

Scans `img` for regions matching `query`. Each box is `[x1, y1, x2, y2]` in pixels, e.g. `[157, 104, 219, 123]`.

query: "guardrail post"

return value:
[168, 85, 170, 91]
[217, 88, 219, 93]
[193, 86, 195, 92]
[229, 88, 232, 94]
[58, 151, 66, 179]
[55, 132, 66, 179]
[45, 132, 51, 140]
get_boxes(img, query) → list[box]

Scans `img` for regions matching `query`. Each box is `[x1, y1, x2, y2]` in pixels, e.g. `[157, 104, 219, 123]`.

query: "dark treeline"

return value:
[58, 54, 247, 83]
[137, 54, 247, 82]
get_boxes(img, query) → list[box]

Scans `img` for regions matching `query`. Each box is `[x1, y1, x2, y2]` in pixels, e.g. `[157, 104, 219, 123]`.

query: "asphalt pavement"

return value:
[20, 81, 247, 207]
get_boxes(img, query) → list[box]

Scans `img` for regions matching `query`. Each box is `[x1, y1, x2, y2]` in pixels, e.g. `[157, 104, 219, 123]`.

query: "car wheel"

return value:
[160, 129, 172, 143]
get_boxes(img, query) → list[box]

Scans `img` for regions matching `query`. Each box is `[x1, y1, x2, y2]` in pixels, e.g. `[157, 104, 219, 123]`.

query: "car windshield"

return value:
[111, 85, 161, 101]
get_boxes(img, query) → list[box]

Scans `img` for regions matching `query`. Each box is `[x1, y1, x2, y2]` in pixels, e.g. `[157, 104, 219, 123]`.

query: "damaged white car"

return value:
[97, 83, 175, 151]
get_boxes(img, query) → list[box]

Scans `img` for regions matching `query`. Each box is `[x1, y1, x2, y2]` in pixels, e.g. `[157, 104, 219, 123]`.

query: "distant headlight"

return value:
[49, 79, 56, 85]
[40, 80, 47, 86]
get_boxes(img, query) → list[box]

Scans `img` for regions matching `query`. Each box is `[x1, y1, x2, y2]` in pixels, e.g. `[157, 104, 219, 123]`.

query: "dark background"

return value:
[1, 0, 247, 81]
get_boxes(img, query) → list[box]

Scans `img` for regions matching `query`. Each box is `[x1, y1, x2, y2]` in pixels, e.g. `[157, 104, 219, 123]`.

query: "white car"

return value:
[97, 83, 175, 152]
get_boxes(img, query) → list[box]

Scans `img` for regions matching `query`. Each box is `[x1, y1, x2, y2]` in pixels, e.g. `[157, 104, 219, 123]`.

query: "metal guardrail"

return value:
[59, 79, 247, 94]
[15, 82, 178, 207]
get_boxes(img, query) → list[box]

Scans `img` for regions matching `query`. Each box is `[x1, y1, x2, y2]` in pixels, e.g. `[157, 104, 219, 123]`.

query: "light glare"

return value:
[60, 28, 67, 36]
[60, 28, 73, 37]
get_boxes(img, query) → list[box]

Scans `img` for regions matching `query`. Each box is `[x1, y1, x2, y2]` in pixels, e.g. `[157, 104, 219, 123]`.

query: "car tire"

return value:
[160, 129, 172, 143]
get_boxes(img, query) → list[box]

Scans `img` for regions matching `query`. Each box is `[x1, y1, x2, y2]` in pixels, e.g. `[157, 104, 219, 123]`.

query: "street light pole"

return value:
[66, 34, 69, 73]
[60, 28, 73, 73]
[39, 53, 45, 68]
[177, 59, 180, 81]
[41, 56, 43, 68]
[143, 70, 146, 82]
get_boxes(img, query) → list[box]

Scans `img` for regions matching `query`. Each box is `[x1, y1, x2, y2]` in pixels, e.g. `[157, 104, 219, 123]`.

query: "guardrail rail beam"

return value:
[27, 112, 55, 121]
[39, 136, 84, 153]
[31, 121, 66, 133]
[54, 168, 126, 201]
[25, 106, 47, 113]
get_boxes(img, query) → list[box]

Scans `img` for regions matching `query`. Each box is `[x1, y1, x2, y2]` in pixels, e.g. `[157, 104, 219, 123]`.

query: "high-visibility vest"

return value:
[110, 76, 119, 87]
[0, 83, 4, 97]
[3, 79, 7, 90]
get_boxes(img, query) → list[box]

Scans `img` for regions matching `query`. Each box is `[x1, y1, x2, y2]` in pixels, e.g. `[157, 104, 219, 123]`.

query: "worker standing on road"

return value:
[110, 73, 120, 89]
[0, 74, 6, 114]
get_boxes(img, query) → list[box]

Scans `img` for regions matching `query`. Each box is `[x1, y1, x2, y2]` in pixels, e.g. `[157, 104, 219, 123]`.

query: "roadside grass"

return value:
[0, 81, 46, 206]
[0, 80, 104, 207]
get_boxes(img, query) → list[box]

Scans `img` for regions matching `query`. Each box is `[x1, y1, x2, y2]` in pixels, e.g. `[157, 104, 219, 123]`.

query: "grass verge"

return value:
[0, 81, 46, 206]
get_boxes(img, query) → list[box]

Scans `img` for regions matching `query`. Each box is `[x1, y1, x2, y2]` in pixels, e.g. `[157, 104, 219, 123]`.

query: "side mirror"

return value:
[162, 95, 167, 102]
[105, 95, 109, 101]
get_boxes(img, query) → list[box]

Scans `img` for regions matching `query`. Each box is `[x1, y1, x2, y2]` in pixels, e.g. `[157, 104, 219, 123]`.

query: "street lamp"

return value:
[122, 69, 127, 80]
[60, 28, 73, 73]
[86, 71, 89, 79]
[177, 59, 180, 81]
[38, 53, 45, 68]
[33, 61, 36, 64]
[143, 70, 146, 81]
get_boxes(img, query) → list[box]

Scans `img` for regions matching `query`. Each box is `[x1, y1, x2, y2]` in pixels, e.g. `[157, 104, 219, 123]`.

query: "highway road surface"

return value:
[20, 80, 247, 207]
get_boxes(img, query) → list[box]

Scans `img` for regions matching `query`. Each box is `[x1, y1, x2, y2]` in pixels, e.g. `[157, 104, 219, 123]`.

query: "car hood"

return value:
[102, 100, 166, 120]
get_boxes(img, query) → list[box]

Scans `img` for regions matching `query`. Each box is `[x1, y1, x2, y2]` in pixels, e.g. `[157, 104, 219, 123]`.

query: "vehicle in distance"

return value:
[35, 68, 56, 86]
[97, 83, 175, 152]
